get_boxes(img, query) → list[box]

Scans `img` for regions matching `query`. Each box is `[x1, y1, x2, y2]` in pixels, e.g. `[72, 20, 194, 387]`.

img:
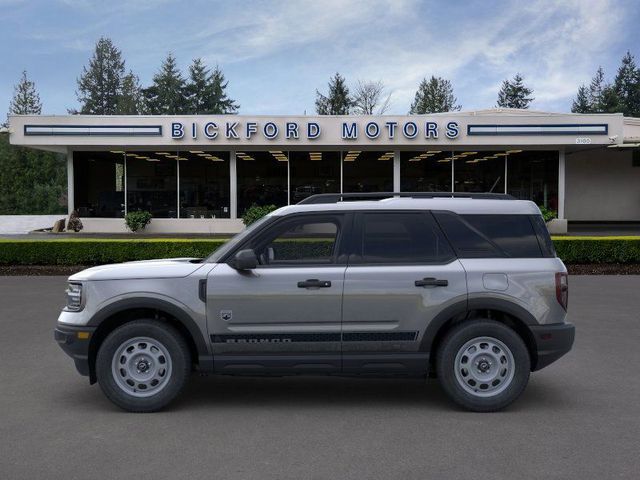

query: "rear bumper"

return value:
[54, 324, 96, 377]
[530, 322, 575, 371]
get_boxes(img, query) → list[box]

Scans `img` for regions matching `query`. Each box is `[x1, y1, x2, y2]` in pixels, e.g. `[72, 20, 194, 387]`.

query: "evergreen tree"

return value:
[315, 73, 352, 115]
[185, 58, 209, 114]
[143, 53, 187, 115]
[496, 73, 534, 109]
[8, 70, 42, 117]
[0, 134, 66, 214]
[3, 72, 64, 214]
[600, 84, 623, 113]
[185, 59, 239, 114]
[588, 66, 607, 111]
[116, 71, 144, 115]
[571, 85, 591, 113]
[409, 76, 460, 114]
[613, 51, 640, 117]
[208, 65, 239, 114]
[75, 37, 125, 114]
[498, 73, 534, 108]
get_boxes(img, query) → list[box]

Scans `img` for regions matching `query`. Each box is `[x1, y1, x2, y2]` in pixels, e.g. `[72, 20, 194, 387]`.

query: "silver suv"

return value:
[55, 193, 574, 412]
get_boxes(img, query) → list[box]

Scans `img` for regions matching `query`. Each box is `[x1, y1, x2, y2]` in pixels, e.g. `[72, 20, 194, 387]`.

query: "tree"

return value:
[8, 70, 42, 117]
[208, 65, 239, 114]
[352, 80, 391, 115]
[0, 134, 66, 215]
[599, 84, 622, 113]
[74, 37, 125, 114]
[185, 59, 239, 114]
[409, 76, 461, 114]
[144, 53, 187, 115]
[587, 66, 607, 112]
[315, 73, 352, 115]
[496, 73, 534, 109]
[574, 65, 622, 113]
[116, 71, 144, 115]
[185, 58, 209, 114]
[613, 51, 640, 117]
[2, 71, 64, 214]
[571, 85, 591, 113]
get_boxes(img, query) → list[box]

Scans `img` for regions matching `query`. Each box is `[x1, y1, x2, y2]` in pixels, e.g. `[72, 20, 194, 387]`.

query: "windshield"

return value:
[205, 215, 274, 263]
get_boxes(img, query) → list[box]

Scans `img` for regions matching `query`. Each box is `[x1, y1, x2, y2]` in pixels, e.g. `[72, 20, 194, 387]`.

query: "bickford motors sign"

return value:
[170, 119, 461, 141]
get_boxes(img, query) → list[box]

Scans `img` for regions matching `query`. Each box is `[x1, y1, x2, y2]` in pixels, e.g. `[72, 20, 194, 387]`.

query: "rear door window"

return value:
[354, 212, 455, 264]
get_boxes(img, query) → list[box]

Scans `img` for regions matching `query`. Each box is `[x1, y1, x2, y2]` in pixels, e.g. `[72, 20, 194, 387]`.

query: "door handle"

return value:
[415, 277, 448, 287]
[297, 279, 332, 288]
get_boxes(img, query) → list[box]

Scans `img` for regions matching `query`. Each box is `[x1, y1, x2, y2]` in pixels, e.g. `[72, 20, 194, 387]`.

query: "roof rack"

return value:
[297, 192, 516, 205]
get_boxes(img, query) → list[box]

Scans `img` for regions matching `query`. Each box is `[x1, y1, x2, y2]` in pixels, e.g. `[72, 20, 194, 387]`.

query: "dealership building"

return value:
[8, 109, 640, 234]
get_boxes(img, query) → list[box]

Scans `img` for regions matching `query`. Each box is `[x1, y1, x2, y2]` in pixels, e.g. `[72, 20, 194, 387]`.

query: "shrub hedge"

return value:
[0, 236, 639, 266]
[0, 239, 227, 265]
[551, 237, 640, 264]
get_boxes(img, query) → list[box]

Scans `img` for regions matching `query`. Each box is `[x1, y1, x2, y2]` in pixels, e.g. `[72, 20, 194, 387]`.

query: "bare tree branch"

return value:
[352, 80, 392, 114]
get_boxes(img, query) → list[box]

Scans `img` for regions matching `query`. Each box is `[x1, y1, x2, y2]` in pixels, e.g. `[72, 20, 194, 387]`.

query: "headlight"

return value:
[65, 283, 83, 311]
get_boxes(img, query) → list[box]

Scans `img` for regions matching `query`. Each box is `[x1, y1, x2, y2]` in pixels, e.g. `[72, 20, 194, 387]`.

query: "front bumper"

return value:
[530, 322, 575, 371]
[54, 324, 96, 378]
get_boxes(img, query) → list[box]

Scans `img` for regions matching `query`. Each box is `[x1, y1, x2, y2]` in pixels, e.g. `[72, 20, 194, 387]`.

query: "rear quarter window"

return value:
[434, 212, 546, 258]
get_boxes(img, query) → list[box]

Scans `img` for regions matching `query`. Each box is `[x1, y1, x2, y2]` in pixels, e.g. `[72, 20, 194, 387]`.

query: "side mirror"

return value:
[233, 249, 258, 270]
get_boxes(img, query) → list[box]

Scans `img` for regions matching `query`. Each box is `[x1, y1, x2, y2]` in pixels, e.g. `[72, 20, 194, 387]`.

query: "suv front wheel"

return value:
[436, 319, 530, 412]
[96, 320, 191, 412]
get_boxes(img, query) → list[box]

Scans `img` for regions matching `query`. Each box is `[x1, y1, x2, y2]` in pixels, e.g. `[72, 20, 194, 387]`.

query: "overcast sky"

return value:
[1, 0, 639, 117]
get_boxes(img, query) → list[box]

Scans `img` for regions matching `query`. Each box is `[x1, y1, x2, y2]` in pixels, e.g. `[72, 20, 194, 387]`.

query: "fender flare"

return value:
[87, 297, 211, 361]
[420, 297, 538, 353]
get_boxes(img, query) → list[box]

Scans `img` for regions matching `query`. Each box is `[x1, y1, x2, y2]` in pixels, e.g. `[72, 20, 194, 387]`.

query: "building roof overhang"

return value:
[7, 111, 628, 152]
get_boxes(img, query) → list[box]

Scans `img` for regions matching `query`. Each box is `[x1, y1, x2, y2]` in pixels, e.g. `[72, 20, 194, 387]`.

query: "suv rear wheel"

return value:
[436, 319, 530, 412]
[96, 320, 191, 412]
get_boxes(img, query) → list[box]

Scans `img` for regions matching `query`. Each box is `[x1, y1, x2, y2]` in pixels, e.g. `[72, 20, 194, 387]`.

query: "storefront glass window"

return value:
[178, 151, 230, 218]
[342, 150, 393, 193]
[289, 151, 340, 203]
[237, 151, 288, 216]
[507, 150, 558, 209]
[400, 150, 452, 192]
[454, 151, 506, 193]
[73, 151, 125, 218]
[126, 151, 177, 218]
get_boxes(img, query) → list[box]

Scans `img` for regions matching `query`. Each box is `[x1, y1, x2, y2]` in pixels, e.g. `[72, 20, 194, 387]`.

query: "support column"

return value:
[66, 149, 74, 216]
[547, 148, 569, 234]
[287, 152, 291, 205]
[123, 154, 127, 216]
[230, 150, 237, 219]
[451, 152, 455, 192]
[504, 154, 508, 194]
[393, 150, 401, 192]
[176, 158, 180, 219]
[340, 151, 344, 193]
[558, 148, 566, 220]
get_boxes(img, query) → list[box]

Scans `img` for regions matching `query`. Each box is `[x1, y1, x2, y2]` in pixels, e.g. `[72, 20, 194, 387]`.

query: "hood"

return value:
[69, 258, 205, 281]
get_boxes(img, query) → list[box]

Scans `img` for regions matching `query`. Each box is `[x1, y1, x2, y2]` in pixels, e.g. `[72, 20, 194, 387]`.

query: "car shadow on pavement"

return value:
[53, 373, 573, 414]
[168, 374, 572, 413]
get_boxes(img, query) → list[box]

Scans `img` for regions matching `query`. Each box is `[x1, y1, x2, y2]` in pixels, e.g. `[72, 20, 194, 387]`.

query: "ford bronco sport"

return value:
[55, 192, 574, 412]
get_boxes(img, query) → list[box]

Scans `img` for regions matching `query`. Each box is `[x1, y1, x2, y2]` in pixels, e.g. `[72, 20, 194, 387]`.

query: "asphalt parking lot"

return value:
[1, 276, 639, 479]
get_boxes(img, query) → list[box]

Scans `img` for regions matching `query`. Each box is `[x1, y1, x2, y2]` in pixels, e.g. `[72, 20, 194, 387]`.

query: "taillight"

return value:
[555, 272, 568, 311]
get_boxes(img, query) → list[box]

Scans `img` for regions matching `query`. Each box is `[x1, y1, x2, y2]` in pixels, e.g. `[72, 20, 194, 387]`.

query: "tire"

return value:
[436, 319, 530, 412]
[96, 320, 191, 412]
